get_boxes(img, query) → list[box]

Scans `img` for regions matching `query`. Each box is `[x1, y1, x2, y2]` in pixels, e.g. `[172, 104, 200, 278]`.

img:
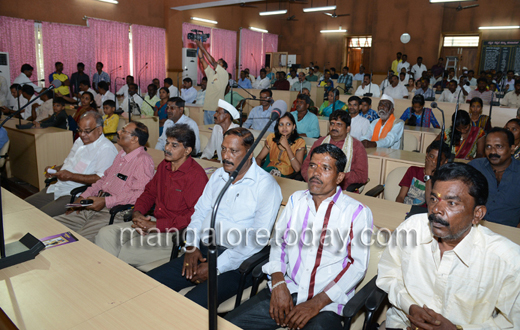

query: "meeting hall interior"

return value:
[0, 0, 520, 329]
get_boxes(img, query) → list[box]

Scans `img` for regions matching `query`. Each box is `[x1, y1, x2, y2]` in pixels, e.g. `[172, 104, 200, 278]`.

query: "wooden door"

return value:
[440, 47, 479, 75]
[347, 47, 371, 74]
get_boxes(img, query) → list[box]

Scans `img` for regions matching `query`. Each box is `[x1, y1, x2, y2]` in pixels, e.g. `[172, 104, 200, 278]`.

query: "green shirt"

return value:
[306, 75, 318, 82]
[224, 91, 245, 108]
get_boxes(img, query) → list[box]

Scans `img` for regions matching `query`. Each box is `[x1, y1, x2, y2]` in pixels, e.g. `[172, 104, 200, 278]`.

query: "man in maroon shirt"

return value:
[95, 124, 208, 267]
[301, 110, 368, 191]
[273, 71, 290, 91]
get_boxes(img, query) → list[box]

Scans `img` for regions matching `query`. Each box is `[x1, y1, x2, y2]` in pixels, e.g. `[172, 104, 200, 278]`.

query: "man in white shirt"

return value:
[253, 68, 271, 90]
[287, 69, 298, 87]
[245, 68, 256, 85]
[180, 77, 197, 104]
[97, 81, 119, 111]
[467, 70, 477, 87]
[155, 97, 200, 154]
[195, 77, 207, 106]
[501, 79, 520, 108]
[243, 89, 275, 132]
[377, 162, 520, 330]
[0, 84, 25, 114]
[13, 64, 42, 93]
[384, 75, 409, 100]
[347, 96, 370, 140]
[398, 72, 409, 87]
[411, 56, 427, 82]
[120, 83, 143, 116]
[78, 81, 98, 99]
[291, 72, 312, 93]
[353, 65, 366, 81]
[116, 75, 136, 99]
[503, 70, 516, 92]
[25, 111, 118, 216]
[18, 85, 43, 120]
[148, 127, 283, 308]
[379, 70, 394, 92]
[164, 78, 179, 98]
[361, 95, 404, 149]
[397, 54, 410, 73]
[34, 89, 54, 122]
[226, 143, 372, 330]
[140, 84, 160, 116]
[355, 74, 381, 97]
[438, 80, 465, 103]
[200, 99, 239, 160]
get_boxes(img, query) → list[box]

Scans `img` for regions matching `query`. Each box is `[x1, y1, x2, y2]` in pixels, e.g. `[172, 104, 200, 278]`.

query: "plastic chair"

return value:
[364, 166, 409, 201]
[403, 131, 419, 152]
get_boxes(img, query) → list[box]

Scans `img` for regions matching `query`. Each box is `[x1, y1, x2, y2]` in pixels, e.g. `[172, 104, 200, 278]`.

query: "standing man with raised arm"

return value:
[194, 39, 229, 125]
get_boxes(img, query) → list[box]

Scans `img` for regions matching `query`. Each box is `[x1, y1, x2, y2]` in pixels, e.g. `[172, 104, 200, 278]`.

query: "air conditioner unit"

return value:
[0, 52, 12, 108]
[182, 48, 198, 84]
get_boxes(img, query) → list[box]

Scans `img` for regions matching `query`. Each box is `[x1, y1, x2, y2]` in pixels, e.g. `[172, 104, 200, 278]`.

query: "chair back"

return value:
[355, 231, 390, 292]
[199, 133, 209, 152]
[0, 140, 9, 168]
[403, 131, 419, 152]
[383, 167, 409, 201]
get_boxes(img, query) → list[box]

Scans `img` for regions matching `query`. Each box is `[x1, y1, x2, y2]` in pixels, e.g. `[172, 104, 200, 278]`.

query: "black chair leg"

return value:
[234, 274, 247, 309]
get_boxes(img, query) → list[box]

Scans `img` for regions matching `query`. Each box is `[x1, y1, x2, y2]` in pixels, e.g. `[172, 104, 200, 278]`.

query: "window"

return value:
[349, 37, 372, 48]
[443, 36, 479, 47]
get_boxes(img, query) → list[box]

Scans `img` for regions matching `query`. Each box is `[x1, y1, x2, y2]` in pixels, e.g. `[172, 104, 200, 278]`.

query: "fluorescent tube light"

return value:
[259, 10, 287, 16]
[320, 27, 347, 33]
[479, 26, 520, 30]
[98, 0, 118, 3]
[430, 0, 473, 2]
[250, 27, 268, 33]
[191, 17, 218, 24]
[303, 6, 336, 12]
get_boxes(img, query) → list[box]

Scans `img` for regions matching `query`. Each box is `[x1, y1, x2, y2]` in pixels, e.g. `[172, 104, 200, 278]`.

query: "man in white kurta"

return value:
[361, 95, 404, 149]
[200, 99, 239, 160]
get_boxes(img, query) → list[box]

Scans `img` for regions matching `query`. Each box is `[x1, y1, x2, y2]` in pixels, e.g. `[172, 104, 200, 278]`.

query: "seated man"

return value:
[501, 79, 520, 108]
[347, 96, 370, 141]
[96, 124, 208, 267]
[25, 111, 118, 216]
[226, 144, 373, 330]
[290, 94, 320, 138]
[355, 74, 381, 97]
[195, 77, 207, 105]
[338, 66, 353, 90]
[396, 140, 450, 206]
[318, 69, 334, 94]
[201, 99, 240, 160]
[98, 81, 119, 111]
[469, 127, 520, 227]
[243, 89, 275, 132]
[302, 110, 368, 190]
[361, 95, 404, 149]
[54, 121, 155, 241]
[360, 97, 379, 122]
[33, 97, 68, 130]
[291, 72, 312, 93]
[383, 75, 409, 100]
[238, 70, 252, 89]
[414, 77, 435, 100]
[155, 97, 200, 154]
[33, 88, 54, 122]
[253, 68, 271, 90]
[273, 71, 290, 91]
[147, 127, 283, 308]
[377, 162, 520, 330]
[438, 80, 465, 103]
[180, 77, 197, 104]
[120, 83, 143, 116]
[141, 84, 160, 116]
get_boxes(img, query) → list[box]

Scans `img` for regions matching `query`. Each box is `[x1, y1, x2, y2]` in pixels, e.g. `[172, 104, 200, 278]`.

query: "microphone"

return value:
[109, 66, 122, 74]
[50, 79, 62, 89]
[270, 100, 287, 120]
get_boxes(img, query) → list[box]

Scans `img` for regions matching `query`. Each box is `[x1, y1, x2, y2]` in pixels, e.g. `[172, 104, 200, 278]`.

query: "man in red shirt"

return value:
[273, 71, 290, 91]
[301, 110, 368, 190]
[95, 124, 208, 267]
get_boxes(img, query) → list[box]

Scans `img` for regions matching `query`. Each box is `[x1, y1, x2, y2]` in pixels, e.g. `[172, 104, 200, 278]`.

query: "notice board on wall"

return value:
[479, 40, 520, 73]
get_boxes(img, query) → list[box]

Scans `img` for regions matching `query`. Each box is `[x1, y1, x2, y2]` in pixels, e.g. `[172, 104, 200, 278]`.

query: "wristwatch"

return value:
[423, 174, 431, 182]
[455, 325, 463, 330]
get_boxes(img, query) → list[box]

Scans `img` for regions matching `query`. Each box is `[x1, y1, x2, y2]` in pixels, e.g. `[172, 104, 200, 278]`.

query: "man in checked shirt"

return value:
[226, 144, 373, 330]
[54, 121, 155, 242]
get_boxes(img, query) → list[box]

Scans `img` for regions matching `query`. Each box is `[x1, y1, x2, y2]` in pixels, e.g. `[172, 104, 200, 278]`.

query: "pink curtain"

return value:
[240, 28, 263, 77]
[182, 23, 212, 84]
[131, 24, 166, 92]
[0, 16, 37, 84]
[88, 18, 130, 92]
[41, 22, 94, 85]
[211, 28, 237, 80]
[262, 33, 278, 68]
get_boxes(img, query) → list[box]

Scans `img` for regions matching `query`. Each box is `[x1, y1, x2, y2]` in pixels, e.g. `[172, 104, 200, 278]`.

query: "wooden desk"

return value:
[1, 189, 34, 215]
[120, 116, 159, 148]
[185, 105, 204, 126]
[235, 89, 298, 116]
[3, 118, 73, 190]
[0, 190, 240, 330]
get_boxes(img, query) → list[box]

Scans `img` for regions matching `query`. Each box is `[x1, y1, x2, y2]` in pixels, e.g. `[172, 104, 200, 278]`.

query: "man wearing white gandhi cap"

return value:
[360, 94, 404, 149]
[201, 99, 241, 160]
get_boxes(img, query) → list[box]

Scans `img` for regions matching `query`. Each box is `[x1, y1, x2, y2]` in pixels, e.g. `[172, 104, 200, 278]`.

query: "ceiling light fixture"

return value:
[320, 26, 347, 33]
[250, 27, 268, 33]
[190, 17, 218, 24]
[259, 9, 287, 16]
[303, 5, 336, 13]
[479, 25, 520, 30]
[97, 0, 118, 3]
[429, 0, 474, 2]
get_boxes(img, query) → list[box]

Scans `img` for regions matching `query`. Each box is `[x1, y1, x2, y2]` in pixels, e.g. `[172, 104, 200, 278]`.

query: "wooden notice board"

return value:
[479, 40, 520, 73]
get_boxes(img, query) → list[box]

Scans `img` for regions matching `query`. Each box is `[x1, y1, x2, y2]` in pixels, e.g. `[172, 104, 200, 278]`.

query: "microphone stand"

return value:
[431, 102, 445, 170]
[138, 63, 148, 93]
[489, 91, 496, 119]
[109, 66, 122, 93]
[134, 93, 155, 117]
[235, 83, 256, 99]
[448, 88, 463, 162]
[364, 71, 373, 97]
[206, 110, 281, 330]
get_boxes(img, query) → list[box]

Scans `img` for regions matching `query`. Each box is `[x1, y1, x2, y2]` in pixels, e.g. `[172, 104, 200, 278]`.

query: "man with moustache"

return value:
[155, 97, 200, 154]
[291, 72, 312, 93]
[226, 144, 373, 330]
[347, 96, 370, 140]
[244, 89, 276, 132]
[469, 127, 520, 227]
[148, 127, 283, 308]
[95, 124, 208, 267]
[53, 120, 155, 242]
[377, 163, 520, 330]
[438, 80, 465, 103]
[201, 99, 240, 160]
[361, 95, 404, 149]
[302, 110, 368, 191]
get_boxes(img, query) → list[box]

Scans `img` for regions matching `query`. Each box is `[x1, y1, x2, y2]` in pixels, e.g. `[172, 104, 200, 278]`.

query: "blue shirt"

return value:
[414, 88, 435, 100]
[0, 128, 8, 151]
[244, 105, 275, 132]
[92, 71, 110, 89]
[338, 74, 353, 88]
[360, 109, 379, 122]
[237, 78, 252, 89]
[469, 158, 520, 227]
[290, 111, 320, 138]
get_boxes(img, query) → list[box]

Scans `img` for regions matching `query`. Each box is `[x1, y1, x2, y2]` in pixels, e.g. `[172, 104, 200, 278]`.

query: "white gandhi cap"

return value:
[380, 94, 395, 108]
[218, 99, 240, 120]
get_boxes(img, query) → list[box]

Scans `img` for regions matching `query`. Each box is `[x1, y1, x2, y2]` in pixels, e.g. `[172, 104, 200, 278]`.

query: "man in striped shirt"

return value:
[226, 144, 373, 330]
[54, 121, 155, 242]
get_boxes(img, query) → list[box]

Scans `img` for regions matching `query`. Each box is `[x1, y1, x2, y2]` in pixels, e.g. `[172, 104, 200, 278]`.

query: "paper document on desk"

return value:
[204, 167, 218, 175]
[40, 232, 78, 249]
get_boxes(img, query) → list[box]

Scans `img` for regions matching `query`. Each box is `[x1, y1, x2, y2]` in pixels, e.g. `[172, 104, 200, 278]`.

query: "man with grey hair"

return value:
[361, 94, 404, 149]
[95, 124, 208, 267]
[26, 111, 118, 216]
[53, 121, 155, 241]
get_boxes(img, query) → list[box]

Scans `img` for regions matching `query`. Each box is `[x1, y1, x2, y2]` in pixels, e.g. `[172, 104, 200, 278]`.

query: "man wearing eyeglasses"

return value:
[26, 111, 118, 217]
[53, 121, 155, 242]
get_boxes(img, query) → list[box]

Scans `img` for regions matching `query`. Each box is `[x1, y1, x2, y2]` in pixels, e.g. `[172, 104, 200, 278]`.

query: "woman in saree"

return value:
[154, 87, 170, 136]
[468, 97, 492, 133]
[319, 90, 347, 117]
